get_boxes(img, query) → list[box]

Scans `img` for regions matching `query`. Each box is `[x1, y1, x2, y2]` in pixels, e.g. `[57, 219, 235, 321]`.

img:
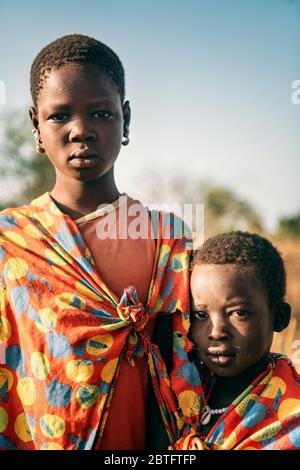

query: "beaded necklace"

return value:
[200, 404, 229, 425]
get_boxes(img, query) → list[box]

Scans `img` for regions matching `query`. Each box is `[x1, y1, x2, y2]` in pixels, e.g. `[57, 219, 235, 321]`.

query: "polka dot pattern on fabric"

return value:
[76, 385, 99, 409]
[14, 412, 35, 442]
[31, 352, 50, 380]
[66, 360, 94, 383]
[17, 377, 36, 406]
[178, 390, 200, 418]
[0, 316, 11, 342]
[36, 308, 57, 334]
[86, 335, 113, 356]
[4, 258, 28, 281]
[0, 406, 8, 432]
[101, 358, 118, 383]
[40, 414, 65, 438]
[278, 399, 300, 421]
[2, 232, 27, 248]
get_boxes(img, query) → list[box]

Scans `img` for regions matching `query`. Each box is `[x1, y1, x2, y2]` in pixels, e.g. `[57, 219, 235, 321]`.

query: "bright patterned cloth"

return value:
[0, 192, 200, 450]
[172, 354, 300, 450]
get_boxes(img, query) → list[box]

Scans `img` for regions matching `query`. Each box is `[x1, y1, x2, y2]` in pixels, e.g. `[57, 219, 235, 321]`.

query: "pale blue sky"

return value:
[0, 0, 299, 230]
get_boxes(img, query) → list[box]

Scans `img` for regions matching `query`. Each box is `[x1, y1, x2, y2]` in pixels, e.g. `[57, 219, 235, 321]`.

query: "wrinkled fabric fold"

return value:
[172, 355, 300, 450]
[0, 193, 201, 450]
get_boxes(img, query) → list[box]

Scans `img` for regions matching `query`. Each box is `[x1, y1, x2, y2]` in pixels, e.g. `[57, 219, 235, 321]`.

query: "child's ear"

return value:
[122, 100, 131, 128]
[273, 302, 291, 332]
[29, 106, 39, 130]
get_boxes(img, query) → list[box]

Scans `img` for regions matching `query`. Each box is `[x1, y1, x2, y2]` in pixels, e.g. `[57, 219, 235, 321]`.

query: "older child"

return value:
[0, 34, 196, 450]
[173, 231, 300, 450]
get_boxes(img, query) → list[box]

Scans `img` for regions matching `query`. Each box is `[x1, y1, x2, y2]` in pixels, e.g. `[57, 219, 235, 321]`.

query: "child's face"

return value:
[190, 263, 274, 377]
[33, 64, 126, 183]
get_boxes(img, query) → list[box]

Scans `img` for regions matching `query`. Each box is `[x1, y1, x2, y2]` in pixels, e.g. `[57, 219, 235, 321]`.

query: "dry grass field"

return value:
[271, 238, 300, 373]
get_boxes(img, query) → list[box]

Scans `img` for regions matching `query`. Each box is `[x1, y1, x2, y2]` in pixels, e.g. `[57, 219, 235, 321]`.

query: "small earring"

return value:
[32, 129, 45, 154]
[122, 127, 130, 146]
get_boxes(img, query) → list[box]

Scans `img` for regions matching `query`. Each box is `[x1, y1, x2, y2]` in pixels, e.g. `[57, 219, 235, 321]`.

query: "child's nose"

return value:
[208, 315, 231, 340]
[69, 119, 96, 143]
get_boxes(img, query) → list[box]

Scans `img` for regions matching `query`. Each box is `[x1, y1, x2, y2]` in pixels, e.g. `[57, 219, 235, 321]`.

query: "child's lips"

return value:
[69, 158, 98, 169]
[206, 348, 236, 366]
[209, 355, 234, 365]
[69, 149, 99, 159]
[69, 149, 99, 169]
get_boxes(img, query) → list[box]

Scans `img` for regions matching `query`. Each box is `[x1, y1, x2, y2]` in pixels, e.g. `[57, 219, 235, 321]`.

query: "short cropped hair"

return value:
[192, 231, 286, 307]
[30, 34, 125, 106]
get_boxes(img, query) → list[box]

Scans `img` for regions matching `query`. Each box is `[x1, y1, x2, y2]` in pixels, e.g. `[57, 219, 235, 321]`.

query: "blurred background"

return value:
[0, 0, 299, 370]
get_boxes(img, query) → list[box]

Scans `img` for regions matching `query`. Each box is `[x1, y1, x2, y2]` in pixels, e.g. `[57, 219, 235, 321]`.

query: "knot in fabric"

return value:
[117, 286, 149, 333]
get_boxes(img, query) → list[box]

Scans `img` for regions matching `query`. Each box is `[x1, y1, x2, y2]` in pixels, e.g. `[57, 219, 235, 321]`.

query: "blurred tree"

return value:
[278, 213, 300, 239]
[136, 170, 263, 238]
[0, 109, 55, 209]
[204, 186, 262, 237]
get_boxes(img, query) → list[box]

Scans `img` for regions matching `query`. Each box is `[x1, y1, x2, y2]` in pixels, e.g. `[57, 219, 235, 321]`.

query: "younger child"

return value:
[173, 231, 300, 450]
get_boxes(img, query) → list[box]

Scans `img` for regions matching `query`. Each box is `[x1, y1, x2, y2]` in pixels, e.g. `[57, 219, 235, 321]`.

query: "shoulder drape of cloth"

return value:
[0, 192, 202, 450]
[172, 355, 300, 450]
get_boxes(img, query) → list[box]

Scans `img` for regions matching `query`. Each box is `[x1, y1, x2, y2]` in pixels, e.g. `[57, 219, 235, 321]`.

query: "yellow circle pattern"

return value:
[235, 394, 259, 417]
[76, 385, 99, 409]
[4, 258, 28, 281]
[0, 284, 8, 311]
[86, 334, 113, 356]
[31, 352, 50, 380]
[0, 316, 11, 342]
[158, 245, 171, 267]
[0, 367, 13, 391]
[101, 358, 118, 383]
[17, 377, 36, 406]
[66, 360, 94, 383]
[178, 390, 200, 418]
[171, 253, 190, 272]
[33, 213, 54, 228]
[24, 225, 41, 239]
[14, 412, 35, 442]
[262, 376, 287, 399]
[278, 398, 300, 421]
[36, 308, 57, 333]
[40, 414, 65, 438]
[0, 406, 8, 433]
[2, 232, 27, 249]
[45, 249, 67, 267]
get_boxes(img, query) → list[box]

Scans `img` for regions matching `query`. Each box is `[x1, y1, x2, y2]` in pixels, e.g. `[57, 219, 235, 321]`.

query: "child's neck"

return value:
[197, 355, 270, 437]
[50, 168, 121, 220]
[209, 354, 270, 408]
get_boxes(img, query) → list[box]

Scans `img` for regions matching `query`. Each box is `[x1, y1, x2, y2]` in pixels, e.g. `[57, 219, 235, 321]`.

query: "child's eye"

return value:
[230, 310, 251, 319]
[92, 111, 113, 119]
[192, 311, 208, 321]
[48, 113, 69, 122]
